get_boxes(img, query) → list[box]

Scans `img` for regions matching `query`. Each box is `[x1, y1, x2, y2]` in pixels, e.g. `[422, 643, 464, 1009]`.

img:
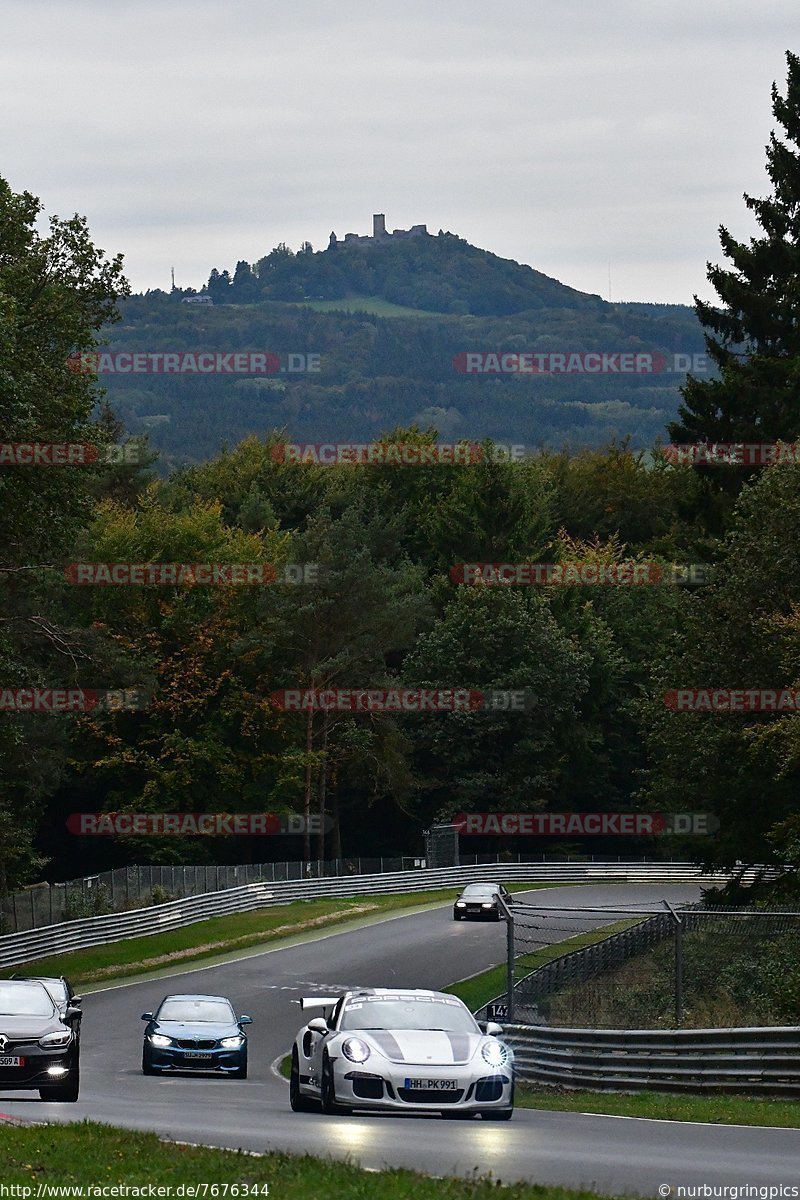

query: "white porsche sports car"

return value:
[289, 987, 514, 1119]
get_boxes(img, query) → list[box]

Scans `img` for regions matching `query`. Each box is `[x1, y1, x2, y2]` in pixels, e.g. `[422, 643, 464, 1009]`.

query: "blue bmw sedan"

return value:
[141, 994, 252, 1077]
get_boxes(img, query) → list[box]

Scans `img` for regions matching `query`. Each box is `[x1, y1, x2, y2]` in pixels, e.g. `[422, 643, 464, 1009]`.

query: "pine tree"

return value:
[669, 52, 800, 448]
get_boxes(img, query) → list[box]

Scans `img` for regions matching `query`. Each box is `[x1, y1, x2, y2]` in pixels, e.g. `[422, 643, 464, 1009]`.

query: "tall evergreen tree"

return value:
[670, 52, 800, 451]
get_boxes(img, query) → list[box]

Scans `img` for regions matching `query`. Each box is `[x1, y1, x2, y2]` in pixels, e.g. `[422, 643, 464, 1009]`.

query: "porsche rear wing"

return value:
[297, 996, 340, 1010]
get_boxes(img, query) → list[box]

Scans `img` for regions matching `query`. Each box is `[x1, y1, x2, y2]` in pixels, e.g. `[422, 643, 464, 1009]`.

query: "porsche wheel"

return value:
[320, 1051, 350, 1115]
[290, 1047, 319, 1112]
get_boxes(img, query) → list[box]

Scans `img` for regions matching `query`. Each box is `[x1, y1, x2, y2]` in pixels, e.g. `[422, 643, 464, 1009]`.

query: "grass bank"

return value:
[445, 920, 638, 1013]
[0, 1120, 614, 1198]
[516, 1087, 800, 1128]
[1, 882, 548, 990]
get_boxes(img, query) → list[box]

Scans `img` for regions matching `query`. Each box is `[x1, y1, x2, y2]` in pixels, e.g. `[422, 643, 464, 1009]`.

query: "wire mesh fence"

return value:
[0, 852, 715, 935]
[0, 858, 421, 933]
[492, 900, 800, 1029]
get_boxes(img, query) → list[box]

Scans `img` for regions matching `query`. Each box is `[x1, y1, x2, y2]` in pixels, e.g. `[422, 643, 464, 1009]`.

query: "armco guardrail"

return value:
[503, 1023, 800, 1094]
[0, 861, 738, 969]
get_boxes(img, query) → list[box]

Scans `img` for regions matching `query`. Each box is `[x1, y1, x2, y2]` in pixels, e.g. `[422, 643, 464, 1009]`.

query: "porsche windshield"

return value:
[341, 998, 478, 1033]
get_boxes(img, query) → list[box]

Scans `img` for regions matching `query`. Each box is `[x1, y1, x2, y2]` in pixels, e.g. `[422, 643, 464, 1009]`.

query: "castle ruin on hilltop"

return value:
[328, 214, 428, 248]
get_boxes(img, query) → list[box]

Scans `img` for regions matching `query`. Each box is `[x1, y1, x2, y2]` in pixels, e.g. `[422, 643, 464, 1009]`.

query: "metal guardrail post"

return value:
[498, 893, 515, 1022]
[664, 901, 684, 1026]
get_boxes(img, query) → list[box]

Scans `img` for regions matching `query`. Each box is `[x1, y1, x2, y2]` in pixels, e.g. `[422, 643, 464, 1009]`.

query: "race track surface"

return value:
[3, 883, 799, 1194]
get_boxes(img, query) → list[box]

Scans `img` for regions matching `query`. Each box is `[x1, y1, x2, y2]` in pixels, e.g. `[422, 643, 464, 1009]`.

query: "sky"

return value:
[2, 0, 797, 305]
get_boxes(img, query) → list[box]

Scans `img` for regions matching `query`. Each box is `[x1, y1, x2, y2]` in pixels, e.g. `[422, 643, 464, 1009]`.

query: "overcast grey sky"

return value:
[2, 0, 797, 304]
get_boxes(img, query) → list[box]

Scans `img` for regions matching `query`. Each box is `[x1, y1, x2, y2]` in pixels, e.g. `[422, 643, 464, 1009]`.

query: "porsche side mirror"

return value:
[239, 1015, 253, 1025]
[485, 1021, 504, 1036]
[141, 1012, 154, 1021]
[307, 1017, 328, 1034]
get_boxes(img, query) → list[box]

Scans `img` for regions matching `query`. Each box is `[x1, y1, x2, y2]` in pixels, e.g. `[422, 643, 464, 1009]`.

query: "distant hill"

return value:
[201, 230, 606, 317]
[102, 230, 706, 472]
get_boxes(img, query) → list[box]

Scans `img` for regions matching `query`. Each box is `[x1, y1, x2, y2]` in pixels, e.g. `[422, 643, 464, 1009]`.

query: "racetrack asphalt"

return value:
[2, 882, 799, 1195]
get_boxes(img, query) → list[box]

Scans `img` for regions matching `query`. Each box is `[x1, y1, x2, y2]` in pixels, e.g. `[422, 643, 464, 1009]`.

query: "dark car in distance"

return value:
[453, 882, 514, 921]
[0, 979, 80, 1101]
[141, 993, 252, 1077]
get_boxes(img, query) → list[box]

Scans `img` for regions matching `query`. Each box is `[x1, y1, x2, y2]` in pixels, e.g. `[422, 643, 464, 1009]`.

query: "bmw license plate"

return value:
[404, 1078, 457, 1090]
[183, 1052, 212, 1059]
[0, 1056, 24, 1067]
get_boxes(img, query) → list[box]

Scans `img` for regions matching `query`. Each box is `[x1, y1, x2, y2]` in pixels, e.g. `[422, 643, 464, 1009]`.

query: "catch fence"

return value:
[483, 898, 798, 1028]
[0, 853, 704, 935]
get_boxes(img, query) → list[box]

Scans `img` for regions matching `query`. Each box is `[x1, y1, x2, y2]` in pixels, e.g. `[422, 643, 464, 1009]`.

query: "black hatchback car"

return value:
[453, 882, 514, 921]
[0, 979, 80, 1101]
[141, 994, 252, 1077]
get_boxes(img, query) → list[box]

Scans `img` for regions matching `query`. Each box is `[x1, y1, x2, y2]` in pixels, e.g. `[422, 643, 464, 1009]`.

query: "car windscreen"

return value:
[341, 997, 478, 1033]
[460, 885, 498, 897]
[38, 980, 68, 1005]
[157, 999, 234, 1023]
[0, 983, 55, 1016]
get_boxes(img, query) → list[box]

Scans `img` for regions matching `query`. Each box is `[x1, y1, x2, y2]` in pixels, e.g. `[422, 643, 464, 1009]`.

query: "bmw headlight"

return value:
[341, 1037, 371, 1063]
[220, 1035, 245, 1048]
[481, 902, 494, 908]
[481, 1039, 508, 1068]
[39, 1029, 72, 1048]
[149, 1033, 172, 1047]
[456, 901, 466, 907]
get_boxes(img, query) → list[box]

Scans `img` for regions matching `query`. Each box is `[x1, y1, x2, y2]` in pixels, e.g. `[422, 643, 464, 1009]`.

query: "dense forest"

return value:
[100, 238, 706, 473]
[2, 52, 800, 898]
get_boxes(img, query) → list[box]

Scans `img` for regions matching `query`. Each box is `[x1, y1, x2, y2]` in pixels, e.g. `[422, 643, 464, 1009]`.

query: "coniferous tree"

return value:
[669, 52, 800, 452]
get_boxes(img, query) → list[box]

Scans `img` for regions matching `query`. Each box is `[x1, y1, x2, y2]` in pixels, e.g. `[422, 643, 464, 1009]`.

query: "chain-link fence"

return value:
[492, 900, 800, 1029]
[0, 857, 425, 933]
[1, 851, 703, 935]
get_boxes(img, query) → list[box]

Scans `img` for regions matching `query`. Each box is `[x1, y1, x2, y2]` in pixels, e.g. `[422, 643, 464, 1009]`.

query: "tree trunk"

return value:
[303, 706, 314, 865]
[316, 712, 329, 862]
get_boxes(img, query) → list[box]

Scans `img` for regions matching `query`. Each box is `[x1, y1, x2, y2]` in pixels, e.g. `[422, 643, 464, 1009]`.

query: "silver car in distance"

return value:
[289, 987, 513, 1119]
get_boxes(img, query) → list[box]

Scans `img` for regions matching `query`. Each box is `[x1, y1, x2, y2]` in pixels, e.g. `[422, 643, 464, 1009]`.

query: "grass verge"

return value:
[0, 882, 548, 990]
[0, 1120, 614, 1197]
[516, 1086, 800, 1128]
[444, 919, 638, 1013]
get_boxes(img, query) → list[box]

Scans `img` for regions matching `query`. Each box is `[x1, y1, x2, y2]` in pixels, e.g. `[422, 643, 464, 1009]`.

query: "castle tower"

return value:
[373, 213, 386, 239]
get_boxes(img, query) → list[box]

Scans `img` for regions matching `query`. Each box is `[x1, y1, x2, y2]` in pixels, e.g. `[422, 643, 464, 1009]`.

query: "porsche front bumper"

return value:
[332, 1056, 513, 1112]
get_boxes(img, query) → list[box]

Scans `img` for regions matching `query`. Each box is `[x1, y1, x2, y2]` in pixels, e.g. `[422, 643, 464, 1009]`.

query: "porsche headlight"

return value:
[481, 1039, 508, 1068]
[220, 1035, 245, 1048]
[149, 1033, 172, 1047]
[341, 1037, 371, 1063]
[39, 1029, 72, 1049]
